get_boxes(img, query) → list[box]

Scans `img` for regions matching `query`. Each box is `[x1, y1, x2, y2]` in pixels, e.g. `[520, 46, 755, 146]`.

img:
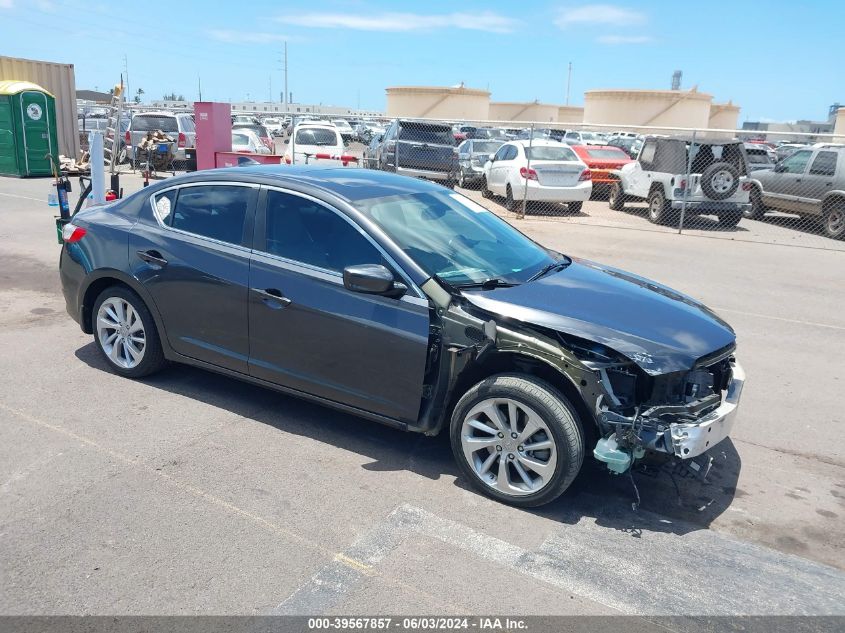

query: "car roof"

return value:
[133, 111, 178, 118]
[509, 139, 568, 147]
[646, 134, 743, 145]
[145, 165, 445, 203]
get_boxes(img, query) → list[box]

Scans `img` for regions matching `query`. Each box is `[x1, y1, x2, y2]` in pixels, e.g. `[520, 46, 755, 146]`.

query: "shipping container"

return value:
[0, 56, 79, 159]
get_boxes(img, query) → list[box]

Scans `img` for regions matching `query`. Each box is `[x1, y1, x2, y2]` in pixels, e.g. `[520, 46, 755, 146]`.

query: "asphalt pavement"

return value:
[0, 168, 843, 616]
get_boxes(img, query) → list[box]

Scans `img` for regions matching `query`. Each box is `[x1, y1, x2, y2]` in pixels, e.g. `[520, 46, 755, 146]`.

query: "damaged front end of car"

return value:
[578, 337, 745, 475]
[416, 276, 745, 479]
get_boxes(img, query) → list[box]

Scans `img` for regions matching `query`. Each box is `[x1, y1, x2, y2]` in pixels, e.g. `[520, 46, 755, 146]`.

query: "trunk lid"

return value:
[531, 161, 584, 187]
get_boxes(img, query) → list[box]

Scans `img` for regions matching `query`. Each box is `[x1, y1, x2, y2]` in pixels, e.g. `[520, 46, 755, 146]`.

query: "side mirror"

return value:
[488, 154, 495, 162]
[774, 163, 786, 173]
[343, 264, 406, 298]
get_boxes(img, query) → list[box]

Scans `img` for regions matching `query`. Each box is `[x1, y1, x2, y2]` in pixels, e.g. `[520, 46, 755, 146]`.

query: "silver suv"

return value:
[126, 111, 196, 166]
[746, 144, 845, 239]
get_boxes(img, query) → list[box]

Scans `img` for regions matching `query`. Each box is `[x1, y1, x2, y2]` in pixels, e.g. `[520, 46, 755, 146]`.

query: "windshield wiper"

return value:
[454, 278, 518, 290]
[528, 257, 571, 282]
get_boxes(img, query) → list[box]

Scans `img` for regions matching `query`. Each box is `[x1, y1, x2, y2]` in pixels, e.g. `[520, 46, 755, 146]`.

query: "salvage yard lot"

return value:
[1, 171, 844, 614]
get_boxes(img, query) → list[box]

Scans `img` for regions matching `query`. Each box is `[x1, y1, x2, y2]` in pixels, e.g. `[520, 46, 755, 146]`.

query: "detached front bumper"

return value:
[668, 361, 745, 459]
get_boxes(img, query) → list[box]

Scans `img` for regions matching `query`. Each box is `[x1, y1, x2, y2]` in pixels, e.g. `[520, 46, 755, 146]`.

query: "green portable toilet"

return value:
[0, 80, 59, 177]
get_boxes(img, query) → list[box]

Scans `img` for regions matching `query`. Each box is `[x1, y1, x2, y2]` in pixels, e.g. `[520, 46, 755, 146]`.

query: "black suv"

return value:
[374, 119, 458, 186]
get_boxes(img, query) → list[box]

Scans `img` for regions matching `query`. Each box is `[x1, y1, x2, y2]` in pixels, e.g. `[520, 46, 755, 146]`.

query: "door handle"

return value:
[136, 249, 168, 267]
[252, 287, 292, 307]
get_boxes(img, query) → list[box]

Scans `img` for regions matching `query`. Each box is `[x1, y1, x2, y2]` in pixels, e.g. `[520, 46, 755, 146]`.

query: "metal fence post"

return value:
[521, 123, 534, 219]
[679, 129, 696, 234]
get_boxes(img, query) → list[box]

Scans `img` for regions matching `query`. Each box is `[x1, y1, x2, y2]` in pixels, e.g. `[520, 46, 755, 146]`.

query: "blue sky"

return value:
[2, 0, 842, 122]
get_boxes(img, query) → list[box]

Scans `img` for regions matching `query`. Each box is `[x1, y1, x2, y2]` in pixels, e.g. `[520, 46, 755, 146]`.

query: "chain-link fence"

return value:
[308, 115, 842, 251]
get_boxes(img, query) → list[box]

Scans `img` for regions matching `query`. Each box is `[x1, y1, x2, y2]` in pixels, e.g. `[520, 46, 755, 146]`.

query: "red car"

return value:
[571, 145, 632, 191]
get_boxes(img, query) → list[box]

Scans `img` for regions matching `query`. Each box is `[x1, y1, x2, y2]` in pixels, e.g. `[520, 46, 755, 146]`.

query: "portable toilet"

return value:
[0, 80, 59, 177]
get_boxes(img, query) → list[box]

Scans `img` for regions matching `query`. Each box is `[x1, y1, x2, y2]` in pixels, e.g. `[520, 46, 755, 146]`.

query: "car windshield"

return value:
[232, 133, 250, 145]
[580, 132, 599, 141]
[234, 124, 268, 137]
[354, 191, 555, 286]
[472, 141, 503, 154]
[587, 148, 629, 160]
[399, 123, 454, 145]
[525, 146, 578, 161]
[295, 128, 338, 146]
[132, 115, 178, 133]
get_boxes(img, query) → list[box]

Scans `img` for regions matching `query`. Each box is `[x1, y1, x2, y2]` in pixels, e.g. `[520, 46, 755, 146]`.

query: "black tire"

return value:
[718, 211, 742, 227]
[823, 203, 845, 240]
[450, 374, 585, 508]
[444, 180, 456, 190]
[647, 189, 674, 225]
[505, 184, 516, 211]
[608, 182, 625, 210]
[744, 186, 766, 219]
[700, 162, 740, 200]
[568, 201, 583, 214]
[457, 171, 466, 189]
[481, 177, 493, 198]
[92, 286, 167, 379]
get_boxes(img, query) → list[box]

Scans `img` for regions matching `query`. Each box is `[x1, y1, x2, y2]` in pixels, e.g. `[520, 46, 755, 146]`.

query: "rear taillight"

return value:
[62, 222, 86, 243]
[579, 169, 592, 181]
[178, 132, 186, 148]
[741, 181, 752, 191]
[519, 167, 538, 180]
[284, 156, 292, 164]
[679, 178, 687, 190]
[124, 130, 131, 145]
[588, 163, 599, 169]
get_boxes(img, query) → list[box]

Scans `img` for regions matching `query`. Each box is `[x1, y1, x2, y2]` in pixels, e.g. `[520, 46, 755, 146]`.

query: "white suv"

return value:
[608, 136, 752, 226]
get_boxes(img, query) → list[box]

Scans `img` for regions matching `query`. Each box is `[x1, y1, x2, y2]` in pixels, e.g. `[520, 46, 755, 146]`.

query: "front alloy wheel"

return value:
[824, 205, 845, 240]
[450, 374, 584, 507]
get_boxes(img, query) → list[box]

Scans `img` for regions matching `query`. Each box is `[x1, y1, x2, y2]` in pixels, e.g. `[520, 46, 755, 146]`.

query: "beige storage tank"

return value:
[584, 88, 713, 130]
[489, 101, 559, 123]
[0, 55, 79, 158]
[557, 106, 584, 124]
[709, 101, 741, 132]
[834, 107, 845, 143]
[385, 85, 490, 120]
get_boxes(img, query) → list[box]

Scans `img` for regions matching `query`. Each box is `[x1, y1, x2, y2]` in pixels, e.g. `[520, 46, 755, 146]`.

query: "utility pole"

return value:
[283, 41, 288, 113]
[565, 61, 572, 106]
[123, 54, 129, 107]
[198, 75, 202, 101]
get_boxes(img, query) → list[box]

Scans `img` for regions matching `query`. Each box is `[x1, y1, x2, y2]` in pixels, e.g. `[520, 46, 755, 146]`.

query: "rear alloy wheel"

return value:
[647, 189, 673, 225]
[505, 184, 517, 211]
[744, 186, 765, 219]
[608, 182, 625, 210]
[481, 177, 493, 199]
[457, 170, 467, 188]
[450, 374, 584, 507]
[93, 286, 166, 378]
[823, 204, 845, 240]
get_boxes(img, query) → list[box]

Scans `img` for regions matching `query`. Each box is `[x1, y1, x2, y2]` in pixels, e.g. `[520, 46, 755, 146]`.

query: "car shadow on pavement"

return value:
[616, 203, 750, 233]
[76, 341, 740, 539]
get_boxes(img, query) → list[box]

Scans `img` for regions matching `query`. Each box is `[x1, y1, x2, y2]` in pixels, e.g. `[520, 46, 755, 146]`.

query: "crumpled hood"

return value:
[461, 258, 735, 375]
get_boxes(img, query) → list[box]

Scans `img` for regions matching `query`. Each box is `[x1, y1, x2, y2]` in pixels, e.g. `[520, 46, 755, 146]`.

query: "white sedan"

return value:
[232, 129, 271, 154]
[482, 140, 592, 213]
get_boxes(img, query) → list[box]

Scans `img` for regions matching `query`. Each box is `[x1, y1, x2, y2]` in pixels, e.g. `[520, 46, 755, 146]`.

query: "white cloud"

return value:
[0, 0, 14, 9]
[597, 34, 652, 44]
[275, 11, 518, 34]
[555, 4, 647, 28]
[207, 29, 292, 44]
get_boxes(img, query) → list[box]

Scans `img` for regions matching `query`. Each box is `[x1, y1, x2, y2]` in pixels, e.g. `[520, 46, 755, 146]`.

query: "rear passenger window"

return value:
[809, 151, 837, 176]
[168, 185, 252, 245]
[263, 190, 385, 272]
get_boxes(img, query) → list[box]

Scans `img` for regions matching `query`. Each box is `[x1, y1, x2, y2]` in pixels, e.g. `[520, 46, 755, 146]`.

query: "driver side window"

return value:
[493, 145, 510, 162]
[780, 150, 812, 174]
[638, 142, 657, 169]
